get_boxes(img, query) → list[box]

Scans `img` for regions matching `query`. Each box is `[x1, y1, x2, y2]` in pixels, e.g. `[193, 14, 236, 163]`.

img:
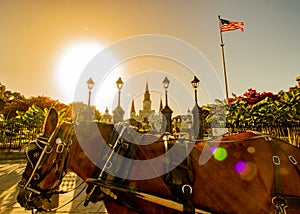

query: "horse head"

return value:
[17, 108, 115, 211]
[17, 108, 73, 211]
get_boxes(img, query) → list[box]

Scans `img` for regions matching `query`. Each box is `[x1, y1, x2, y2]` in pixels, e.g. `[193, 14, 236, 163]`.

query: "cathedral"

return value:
[129, 81, 162, 131]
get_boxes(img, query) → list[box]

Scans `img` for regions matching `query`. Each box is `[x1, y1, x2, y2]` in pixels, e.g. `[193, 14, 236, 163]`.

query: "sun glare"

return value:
[94, 66, 122, 112]
[55, 41, 103, 103]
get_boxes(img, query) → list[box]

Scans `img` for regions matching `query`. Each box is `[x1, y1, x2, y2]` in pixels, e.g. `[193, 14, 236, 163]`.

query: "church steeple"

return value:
[131, 99, 136, 113]
[139, 81, 154, 120]
[130, 99, 136, 119]
[146, 80, 149, 91]
[144, 80, 150, 101]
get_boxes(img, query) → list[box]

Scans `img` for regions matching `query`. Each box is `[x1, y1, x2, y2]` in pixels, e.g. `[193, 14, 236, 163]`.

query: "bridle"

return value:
[19, 122, 74, 197]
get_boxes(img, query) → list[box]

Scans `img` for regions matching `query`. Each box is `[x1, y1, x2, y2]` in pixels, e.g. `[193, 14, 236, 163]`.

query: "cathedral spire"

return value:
[130, 99, 136, 113]
[130, 99, 136, 119]
[145, 80, 149, 92]
[144, 81, 150, 101]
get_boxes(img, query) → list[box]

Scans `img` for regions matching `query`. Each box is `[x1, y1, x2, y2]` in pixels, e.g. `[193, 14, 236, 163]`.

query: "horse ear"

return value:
[42, 108, 59, 138]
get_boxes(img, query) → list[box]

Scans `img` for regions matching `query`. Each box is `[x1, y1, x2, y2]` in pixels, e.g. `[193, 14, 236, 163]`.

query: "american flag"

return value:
[221, 18, 244, 32]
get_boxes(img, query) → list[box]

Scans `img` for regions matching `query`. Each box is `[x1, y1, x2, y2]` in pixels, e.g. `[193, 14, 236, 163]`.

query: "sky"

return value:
[0, 0, 299, 117]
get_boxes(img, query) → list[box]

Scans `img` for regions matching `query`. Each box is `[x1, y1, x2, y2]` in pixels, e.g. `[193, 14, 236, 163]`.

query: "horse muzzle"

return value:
[17, 186, 48, 211]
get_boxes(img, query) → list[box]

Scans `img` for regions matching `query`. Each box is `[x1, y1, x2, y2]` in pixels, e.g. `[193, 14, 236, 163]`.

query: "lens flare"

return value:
[235, 161, 257, 181]
[211, 147, 227, 161]
[247, 146, 255, 154]
[235, 161, 246, 173]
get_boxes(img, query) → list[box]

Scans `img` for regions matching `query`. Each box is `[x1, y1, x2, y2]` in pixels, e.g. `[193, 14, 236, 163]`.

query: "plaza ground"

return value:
[0, 159, 107, 213]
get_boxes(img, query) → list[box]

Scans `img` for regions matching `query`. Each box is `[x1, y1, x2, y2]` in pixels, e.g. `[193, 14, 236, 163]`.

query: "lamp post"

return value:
[191, 76, 200, 105]
[161, 76, 173, 133]
[86, 78, 95, 107]
[116, 77, 124, 106]
[191, 76, 203, 140]
[113, 77, 125, 124]
[162, 77, 170, 106]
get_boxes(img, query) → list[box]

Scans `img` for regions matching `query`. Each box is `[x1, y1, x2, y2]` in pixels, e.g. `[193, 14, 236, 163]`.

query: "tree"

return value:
[15, 105, 70, 136]
[1, 94, 68, 120]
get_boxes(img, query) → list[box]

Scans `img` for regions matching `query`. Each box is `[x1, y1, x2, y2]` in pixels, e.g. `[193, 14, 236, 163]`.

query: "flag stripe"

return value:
[221, 18, 244, 32]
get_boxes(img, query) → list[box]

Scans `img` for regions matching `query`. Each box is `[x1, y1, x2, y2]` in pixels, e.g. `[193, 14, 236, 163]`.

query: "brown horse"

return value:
[17, 108, 300, 213]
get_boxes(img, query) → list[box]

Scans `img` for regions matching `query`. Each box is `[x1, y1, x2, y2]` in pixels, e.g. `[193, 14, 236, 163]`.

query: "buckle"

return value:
[182, 184, 193, 194]
[56, 144, 64, 153]
[273, 156, 280, 165]
[288, 155, 297, 165]
[56, 138, 65, 153]
[272, 196, 287, 208]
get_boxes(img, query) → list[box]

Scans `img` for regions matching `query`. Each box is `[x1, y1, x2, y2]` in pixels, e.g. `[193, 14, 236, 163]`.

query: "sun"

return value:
[55, 41, 103, 103]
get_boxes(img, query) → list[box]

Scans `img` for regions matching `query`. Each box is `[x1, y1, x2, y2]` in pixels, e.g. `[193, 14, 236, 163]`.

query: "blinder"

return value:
[25, 137, 47, 169]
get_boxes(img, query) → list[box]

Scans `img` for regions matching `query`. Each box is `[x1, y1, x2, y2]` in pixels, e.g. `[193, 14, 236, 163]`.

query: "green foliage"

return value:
[15, 105, 70, 134]
[206, 88, 300, 128]
[15, 105, 46, 128]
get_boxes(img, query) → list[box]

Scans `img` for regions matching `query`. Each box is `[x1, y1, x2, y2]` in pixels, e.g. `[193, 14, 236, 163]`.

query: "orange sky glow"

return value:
[1, 0, 299, 116]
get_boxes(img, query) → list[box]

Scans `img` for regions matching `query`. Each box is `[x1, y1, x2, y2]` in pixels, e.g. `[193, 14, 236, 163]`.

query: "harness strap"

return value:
[268, 137, 300, 211]
[164, 136, 195, 213]
[37, 123, 74, 192]
[55, 123, 74, 183]
[84, 124, 127, 206]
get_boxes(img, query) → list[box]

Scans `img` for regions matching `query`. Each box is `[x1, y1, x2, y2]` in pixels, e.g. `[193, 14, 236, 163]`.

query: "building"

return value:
[112, 105, 125, 124]
[102, 107, 113, 123]
[129, 81, 162, 132]
[173, 109, 192, 130]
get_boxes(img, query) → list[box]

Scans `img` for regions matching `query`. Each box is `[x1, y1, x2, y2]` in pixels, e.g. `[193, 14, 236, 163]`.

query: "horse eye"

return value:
[33, 173, 40, 180]
[56, 138, 62, 144]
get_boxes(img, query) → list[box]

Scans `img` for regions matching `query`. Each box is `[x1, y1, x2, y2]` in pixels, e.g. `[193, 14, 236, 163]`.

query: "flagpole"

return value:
[218, 15, 229, 104]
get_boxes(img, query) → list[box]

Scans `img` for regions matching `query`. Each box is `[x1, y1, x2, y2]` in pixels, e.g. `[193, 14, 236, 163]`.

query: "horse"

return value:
[17, 108, 300, 213]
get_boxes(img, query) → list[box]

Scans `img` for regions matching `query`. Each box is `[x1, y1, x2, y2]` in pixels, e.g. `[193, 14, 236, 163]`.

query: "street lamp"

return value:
[191, 76, 203, 140]
[161, 76, 173, 133]
[162, 77, 170, 106]
[113, 77, 125, 124]
[191, 76, 200, 105]
[86, 77, 95, 107]
[116, 77, 124, 107]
